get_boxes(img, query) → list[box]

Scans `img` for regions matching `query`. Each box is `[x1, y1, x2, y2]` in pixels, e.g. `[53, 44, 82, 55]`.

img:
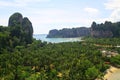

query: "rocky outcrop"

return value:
[8, 12, 33, 44]
[91, 30, 113, 38]
[22, 17, 33, 34]
[22, 17, 33, 43]
[47, 29, 59, 38]
[47, 21, 120, 38]
[47, 27, 90, 38]
[91, 21, 120, 38]
[8, 12, 23, 27]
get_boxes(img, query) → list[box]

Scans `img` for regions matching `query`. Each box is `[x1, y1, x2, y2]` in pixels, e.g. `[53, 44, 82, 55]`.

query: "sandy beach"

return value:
[103, 66, 120, 80]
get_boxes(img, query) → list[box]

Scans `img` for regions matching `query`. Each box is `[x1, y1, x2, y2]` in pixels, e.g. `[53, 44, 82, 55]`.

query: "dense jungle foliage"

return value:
[0, 38, 110, 80]
[1, 26, 120, 80]
[0, 13, 120, 80]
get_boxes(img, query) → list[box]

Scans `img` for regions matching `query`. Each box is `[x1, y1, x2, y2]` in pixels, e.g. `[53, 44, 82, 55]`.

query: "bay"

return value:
[33, 34, 82, 43]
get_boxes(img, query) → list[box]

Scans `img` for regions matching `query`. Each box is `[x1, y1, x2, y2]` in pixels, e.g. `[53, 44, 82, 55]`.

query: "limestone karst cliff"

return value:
[8, 12, 33, 44]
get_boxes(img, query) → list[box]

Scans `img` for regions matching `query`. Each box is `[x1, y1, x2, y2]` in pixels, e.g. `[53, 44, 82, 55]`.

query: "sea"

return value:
[33, 34, 82, 43]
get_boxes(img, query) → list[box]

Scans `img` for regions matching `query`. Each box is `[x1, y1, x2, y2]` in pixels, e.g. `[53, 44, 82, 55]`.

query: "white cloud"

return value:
[0, 1, 25, 7]
[110, 9, 120, 21]
[0, 1, 15, 7]
[104, 0, 120, 22]
[0, 0, 50, 7]
[14, 0, 50, 4]
[84, 7, 99, 15]
[104, 0, 120, 10]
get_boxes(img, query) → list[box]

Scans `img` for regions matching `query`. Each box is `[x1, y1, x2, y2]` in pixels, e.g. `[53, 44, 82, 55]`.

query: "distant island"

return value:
[47, 27, 90, 38]
[47, 21, 120, 38]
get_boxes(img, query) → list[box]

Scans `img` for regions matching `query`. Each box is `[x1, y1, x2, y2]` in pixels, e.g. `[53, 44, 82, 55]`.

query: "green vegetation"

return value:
[0, 39, 110, 80]
[1, 35, 120, 80]
[83, 37, 120, 46]
[0, 13, 120, 80]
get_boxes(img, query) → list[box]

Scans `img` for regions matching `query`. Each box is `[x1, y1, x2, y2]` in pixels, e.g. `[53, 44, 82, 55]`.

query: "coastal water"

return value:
[33, 34, 82, 43]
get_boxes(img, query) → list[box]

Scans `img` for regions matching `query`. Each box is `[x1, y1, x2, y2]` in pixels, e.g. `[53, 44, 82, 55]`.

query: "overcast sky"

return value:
[0, 0, 120, 34]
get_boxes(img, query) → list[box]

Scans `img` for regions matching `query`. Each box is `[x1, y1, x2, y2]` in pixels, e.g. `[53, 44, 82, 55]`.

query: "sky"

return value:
[0, 0, 120, 34]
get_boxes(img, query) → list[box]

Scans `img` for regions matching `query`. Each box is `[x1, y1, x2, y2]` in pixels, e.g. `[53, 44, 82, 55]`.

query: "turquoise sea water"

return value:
[33, 34, 82, 43]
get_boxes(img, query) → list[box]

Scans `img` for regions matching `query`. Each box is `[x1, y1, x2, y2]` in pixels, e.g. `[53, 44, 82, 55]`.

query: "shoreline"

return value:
[103, 66, 120, 80]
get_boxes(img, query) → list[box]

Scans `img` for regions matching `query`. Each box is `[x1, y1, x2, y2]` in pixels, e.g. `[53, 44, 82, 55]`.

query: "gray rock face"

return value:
[22, 17, 33, 34]
[8, 12, 23, 27]
[90, 21, 120, 38]
[91, 30, 113, 38]
[22, 17, 33, 43]
[47, 27, 90, 38]
[8, 12, 33, 44]
[47, 29, 59, 38]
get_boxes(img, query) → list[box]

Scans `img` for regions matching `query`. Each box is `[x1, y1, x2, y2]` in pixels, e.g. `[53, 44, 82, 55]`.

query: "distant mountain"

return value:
[47, 27, 90, 38]
[91, 21, 120, 38]
[47, 21, 120, 38]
